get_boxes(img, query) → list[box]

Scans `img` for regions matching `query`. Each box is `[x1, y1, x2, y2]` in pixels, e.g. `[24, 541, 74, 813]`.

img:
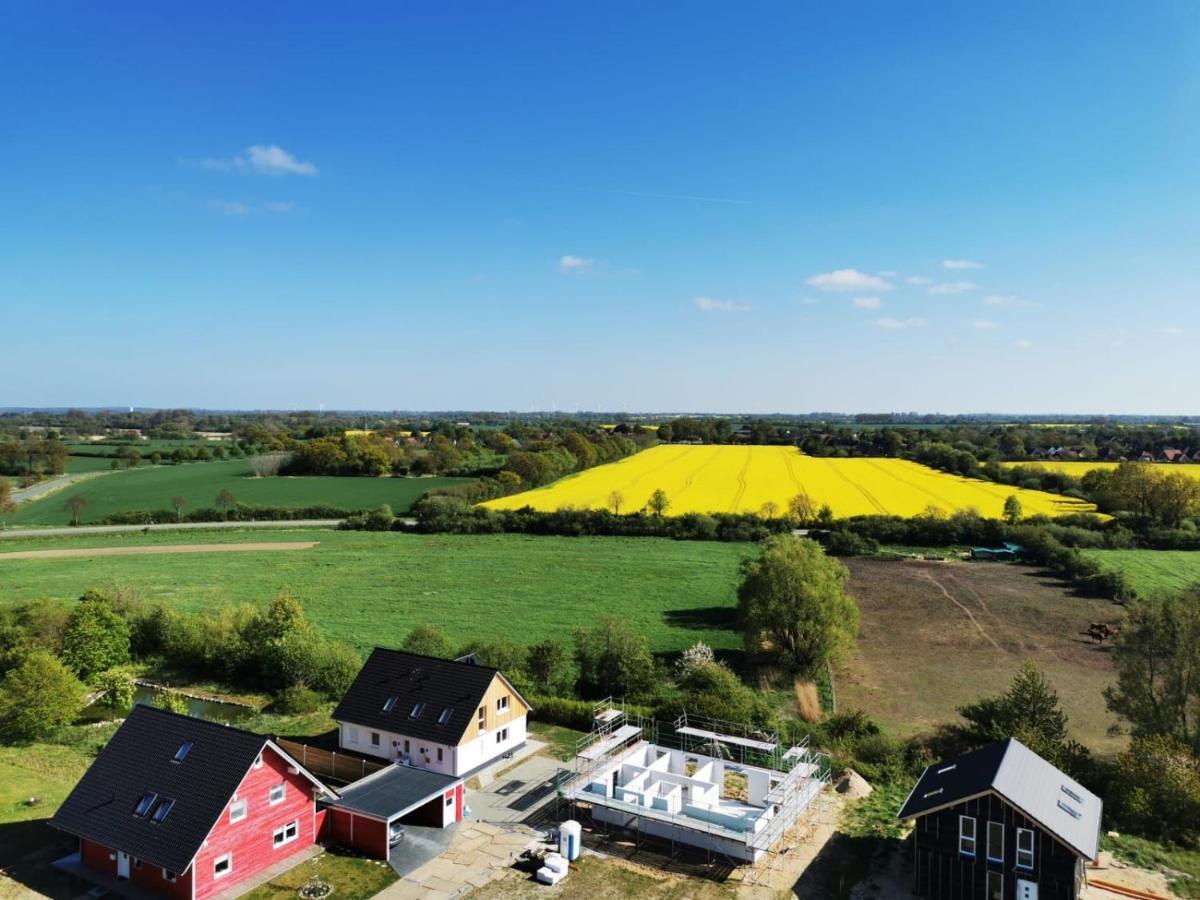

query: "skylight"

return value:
[410, 702, 425, 718]
[1061, 784, 1083, 804]
[382, 696, 398, 713]
[437, 707, 453, 725]
[173, 741, 193, 763]
[923, 788, 943, 799]
[936, 764, 956, 775]
[133, 792, 158, 817]
[1057, 798, 1081, 820]
[151, 798, 176, 824]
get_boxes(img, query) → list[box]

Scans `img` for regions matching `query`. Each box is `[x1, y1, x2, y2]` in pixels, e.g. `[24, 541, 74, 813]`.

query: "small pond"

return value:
[79, 684, 257, 724]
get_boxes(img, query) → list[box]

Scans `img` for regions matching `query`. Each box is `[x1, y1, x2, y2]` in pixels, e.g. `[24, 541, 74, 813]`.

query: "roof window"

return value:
[410, 702, 425, 718]
[437, 707, 453, 725]
[151, 798, 176, 824]
[1057, 797, 1081, 820]
[936, 764, 956, 775]
[1061, 784, 1083, 804]
[172, 741, 193, 763]
[133, 792, 158, 817]
[382, 696, 398, 713]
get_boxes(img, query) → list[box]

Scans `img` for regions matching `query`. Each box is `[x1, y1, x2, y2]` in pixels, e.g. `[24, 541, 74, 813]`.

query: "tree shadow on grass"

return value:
[662, 606, 737, 630]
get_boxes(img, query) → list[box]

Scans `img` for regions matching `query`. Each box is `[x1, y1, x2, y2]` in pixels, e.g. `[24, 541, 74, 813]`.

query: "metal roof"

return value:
[897, 737, 1101, 860]
[326, 764, 460, 822]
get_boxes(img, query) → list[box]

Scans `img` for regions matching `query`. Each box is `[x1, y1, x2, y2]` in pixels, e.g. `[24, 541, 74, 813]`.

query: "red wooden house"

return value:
[51, 706, 331, 900]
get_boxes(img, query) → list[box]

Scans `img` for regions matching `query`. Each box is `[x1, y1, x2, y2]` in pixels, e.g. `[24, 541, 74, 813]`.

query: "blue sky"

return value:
[1, 2, 1197, 413]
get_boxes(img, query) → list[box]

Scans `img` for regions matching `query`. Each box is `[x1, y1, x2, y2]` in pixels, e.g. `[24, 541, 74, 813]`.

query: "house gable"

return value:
[457, 672, 532, 746]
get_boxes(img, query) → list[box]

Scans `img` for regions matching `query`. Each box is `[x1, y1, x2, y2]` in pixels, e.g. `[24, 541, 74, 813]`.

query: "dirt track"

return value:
[0, 541, 319, 561]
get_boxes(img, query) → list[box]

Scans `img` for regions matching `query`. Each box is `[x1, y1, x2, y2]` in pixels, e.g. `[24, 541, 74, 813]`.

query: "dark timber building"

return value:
[897, 738, 1101, 900]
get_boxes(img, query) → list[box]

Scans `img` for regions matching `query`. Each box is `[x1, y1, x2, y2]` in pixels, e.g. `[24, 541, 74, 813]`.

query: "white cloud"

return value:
[972, 319, 999, 331]
[873, 317, 928, 330]
[878, 269, 898, 277]
[1161, 325, 1184, 335]
[798, 296, 820, 306]
[1015, 338, 1033, 349]
[695, 296, 750, 313]
[943, 259, 983, 270]
[929, 280, 977, 295]
[982, 294, 1014, 306]
[852, 296, 883, 310]
[209, 199, 294, 216]
[557, 255, 594, 274]
[806, 268, 894, 292]
[905, 275, 932, 286]
[201, 145, 318, 176]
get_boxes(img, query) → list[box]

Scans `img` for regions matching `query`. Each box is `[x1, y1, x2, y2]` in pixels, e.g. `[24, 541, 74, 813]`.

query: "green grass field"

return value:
[10, 461, 468, 525]
[1083, 549, 1200, 597]
[0, 529, 754, 653]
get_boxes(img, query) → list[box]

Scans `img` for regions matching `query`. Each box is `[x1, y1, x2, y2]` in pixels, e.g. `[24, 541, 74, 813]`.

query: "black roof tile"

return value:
[50, 706, 269, 874]
[331, 649, 502, 746]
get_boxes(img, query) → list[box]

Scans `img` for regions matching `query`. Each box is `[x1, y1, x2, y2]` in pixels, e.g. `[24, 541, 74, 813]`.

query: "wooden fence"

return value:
[275, 738, 386, 784]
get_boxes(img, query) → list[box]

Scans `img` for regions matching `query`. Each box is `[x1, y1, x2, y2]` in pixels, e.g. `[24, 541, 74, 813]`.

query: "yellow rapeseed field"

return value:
[482, 445, 1097, 518]
[1001, 460, 1200, 481]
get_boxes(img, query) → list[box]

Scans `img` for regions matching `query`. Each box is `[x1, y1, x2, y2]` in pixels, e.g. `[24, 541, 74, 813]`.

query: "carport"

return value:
[323, 764, 464, 859]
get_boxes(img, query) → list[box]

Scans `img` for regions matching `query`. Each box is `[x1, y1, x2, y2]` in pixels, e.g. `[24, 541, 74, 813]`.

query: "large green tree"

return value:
[1105, 592, 1200, 754]
[401, 623, 454, 659]
[958, 660, 1090, 775]
[61, 592, 131, 681]
[736, 536, 858, 677]
[573, 616, 656, 700]
[0, 651, 87, 741]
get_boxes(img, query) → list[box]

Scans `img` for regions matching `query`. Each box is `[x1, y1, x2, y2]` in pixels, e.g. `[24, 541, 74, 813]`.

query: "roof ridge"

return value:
[370, 646, 500, 673]
[129, 702, 269, 744]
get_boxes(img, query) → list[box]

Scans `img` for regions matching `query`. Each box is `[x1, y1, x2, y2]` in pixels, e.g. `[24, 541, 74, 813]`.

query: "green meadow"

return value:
[1083, 549, 1200, 597]
[0, 529, 754, 654]
[10, 461, 467, 525]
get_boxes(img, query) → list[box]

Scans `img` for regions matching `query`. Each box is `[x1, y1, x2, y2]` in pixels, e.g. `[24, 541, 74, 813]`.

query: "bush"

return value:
[526, 693, 653, 731]
[1108, 736, 1200, 845]
[272, 684, 325, 715]
[0, 651, 86, 742]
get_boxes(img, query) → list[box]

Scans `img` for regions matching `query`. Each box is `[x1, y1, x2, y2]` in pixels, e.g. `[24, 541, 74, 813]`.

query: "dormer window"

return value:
[172, 741, 193, 763]
[382, 696, 398, 713]
[437, 707, 453, 725]
[133, 792, 158, 817]
[150, 798, 175, 823]
[410, 702, 425, 718]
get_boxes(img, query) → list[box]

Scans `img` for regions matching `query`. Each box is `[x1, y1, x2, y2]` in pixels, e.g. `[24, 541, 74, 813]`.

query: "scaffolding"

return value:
[560, 700, 830, 876]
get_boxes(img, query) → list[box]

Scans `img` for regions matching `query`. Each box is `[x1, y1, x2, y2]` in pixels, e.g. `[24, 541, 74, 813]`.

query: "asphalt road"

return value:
[0, 519, 344, 539]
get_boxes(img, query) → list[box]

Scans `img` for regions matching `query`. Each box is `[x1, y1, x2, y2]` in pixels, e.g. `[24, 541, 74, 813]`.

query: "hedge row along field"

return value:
[482, 445, 1097, 518]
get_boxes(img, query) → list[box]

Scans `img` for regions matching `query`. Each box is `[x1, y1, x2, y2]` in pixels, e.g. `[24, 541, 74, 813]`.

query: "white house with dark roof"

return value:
[332, 648, 532, 778]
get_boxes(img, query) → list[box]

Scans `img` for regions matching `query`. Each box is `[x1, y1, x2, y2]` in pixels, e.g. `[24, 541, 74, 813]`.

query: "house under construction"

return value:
[561, 700, 830, 865]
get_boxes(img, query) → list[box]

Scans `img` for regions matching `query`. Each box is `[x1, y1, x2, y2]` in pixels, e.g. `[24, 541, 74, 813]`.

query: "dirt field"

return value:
[837, 558, 1124, 754]
[0, 541, 319, 561]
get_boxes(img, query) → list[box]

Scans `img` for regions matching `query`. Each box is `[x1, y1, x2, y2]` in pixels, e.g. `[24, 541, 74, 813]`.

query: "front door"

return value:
[1017, 879, 1038, 900]
[117, 851, 130, 880]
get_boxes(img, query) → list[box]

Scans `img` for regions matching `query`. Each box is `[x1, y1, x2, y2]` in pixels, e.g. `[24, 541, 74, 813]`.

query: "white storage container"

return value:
[559, 819, 582, 861]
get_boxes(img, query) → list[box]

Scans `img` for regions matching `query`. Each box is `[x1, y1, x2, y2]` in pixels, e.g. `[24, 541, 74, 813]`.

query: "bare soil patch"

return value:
[0, 541, 319, 561]
[837, 558, 1123, 754]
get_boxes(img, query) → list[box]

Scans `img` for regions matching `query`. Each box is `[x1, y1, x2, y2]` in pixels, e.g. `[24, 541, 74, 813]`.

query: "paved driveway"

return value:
[468, 753, 570, 827]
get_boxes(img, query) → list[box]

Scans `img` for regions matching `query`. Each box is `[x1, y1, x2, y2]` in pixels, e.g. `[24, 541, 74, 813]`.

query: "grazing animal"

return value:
[1086, 622, 1120, 644]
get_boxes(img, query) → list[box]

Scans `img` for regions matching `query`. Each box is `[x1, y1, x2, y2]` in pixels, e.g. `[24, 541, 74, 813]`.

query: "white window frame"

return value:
[229, 798, 247, 824]
[162, 869, 177, 883]
[437, 747, 443, 762]
[272, 819, 299, 848]
[253, 754, 263, 769]
[497, 696, 509, 712]
[478, 705, 486, 731]
[346, 725, 359, 744]
[1016, 827, 1035, 870]
[445, 792, 454, 807]
[958, 815, 977, 857]
[370, 731, 381, 747]
[496, 727, 509, 744]
[986, 820, 1003, 863]
[986, 871, 1003, 900]
[268, 782, 286, 806]
[213, 853, 232, 879]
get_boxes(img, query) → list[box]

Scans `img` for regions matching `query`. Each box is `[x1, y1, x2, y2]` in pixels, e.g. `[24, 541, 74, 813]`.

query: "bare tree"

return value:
[65, 494, 88, 526]
[250, 452, 291, 478]
[215, 488, 236, 521]
[608, 490, 625, 515]
[171, 496, 188, 523]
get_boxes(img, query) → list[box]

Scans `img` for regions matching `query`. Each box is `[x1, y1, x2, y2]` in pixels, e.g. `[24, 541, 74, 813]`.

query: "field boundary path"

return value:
[0, 541, 319, 561]
[0, 519, 342, 539]
[10, 470, 111, 505]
